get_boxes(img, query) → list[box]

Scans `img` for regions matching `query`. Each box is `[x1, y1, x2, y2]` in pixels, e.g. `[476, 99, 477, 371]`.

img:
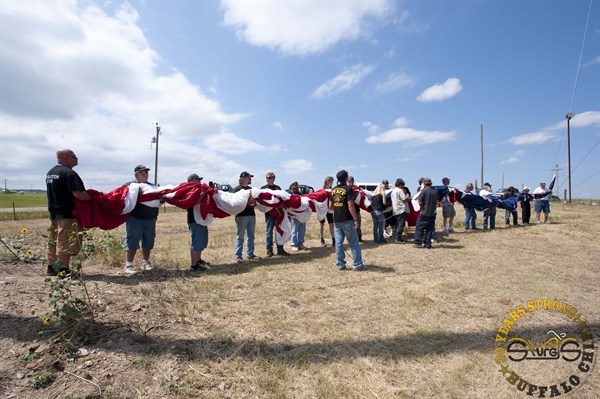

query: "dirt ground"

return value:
[0, 203, 599, 398]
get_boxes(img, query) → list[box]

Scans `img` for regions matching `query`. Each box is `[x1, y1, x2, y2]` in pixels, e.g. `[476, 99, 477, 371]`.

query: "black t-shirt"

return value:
[330, 184, 355, 223]
[187, 208, 195, 224]
[232, 185, 255, 217]
[371, 194, 385, 212]
[419, 186, 438, 217]
[260, 184, 281, 190]
[46, 164, 86, 219]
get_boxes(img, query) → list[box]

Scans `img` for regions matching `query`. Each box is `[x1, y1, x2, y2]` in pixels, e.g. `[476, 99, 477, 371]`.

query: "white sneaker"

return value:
[290, 246, 299, 251]
[142, 259, 153, 270]
[383, 231, 392, 238]
[124, 264, 137, 275]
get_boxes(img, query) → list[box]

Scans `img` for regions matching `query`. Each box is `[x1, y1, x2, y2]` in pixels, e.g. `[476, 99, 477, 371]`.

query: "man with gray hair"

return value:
[463, 183, 477, 230]
[46, 149, 91, 276]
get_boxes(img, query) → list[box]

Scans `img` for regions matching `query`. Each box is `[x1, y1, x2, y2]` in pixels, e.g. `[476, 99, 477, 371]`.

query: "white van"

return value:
[356, 182, 379, 192]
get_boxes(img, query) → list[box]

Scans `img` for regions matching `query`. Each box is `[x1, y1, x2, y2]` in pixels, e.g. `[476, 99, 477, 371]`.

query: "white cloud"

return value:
[271, 121, 283, 130]
[417, 77, 462, 102]
[393, 117, 409, 127]
[508, 111, 599, 146]
[393, 10, 429, 33]
[363, 121, 379, 135]
[366, 119, 456, 146]
[282, 159, 314, 174]
[375, 71, 415, 93]
[220, 0, 392, 56]
[507, 132, 559, 145]
[501, 150, 525, 164]
[367, 128, 457, 146]
[203, 132, 272, 155]
[582, 55, 600, 67]
[312, 64, 375, 98]
[0, 2, 267, 190]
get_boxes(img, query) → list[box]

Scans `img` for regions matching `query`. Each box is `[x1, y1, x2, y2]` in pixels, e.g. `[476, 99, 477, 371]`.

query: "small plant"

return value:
[42, 226, 97, 362]
[0, 227, 44, 263]
[30, 370, 55, 389]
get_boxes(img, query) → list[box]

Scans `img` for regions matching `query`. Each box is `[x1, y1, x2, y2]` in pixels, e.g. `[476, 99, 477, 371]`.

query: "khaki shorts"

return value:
[442, 205, 456, 218]
[48, 218, 83, 256]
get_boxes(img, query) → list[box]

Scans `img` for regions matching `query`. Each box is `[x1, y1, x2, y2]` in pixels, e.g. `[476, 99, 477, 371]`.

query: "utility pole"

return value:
[480, 124, 484, 189]
[552, 164, 562, 197]
[566, 113, 574, 203]
[151, 123, 161, 186]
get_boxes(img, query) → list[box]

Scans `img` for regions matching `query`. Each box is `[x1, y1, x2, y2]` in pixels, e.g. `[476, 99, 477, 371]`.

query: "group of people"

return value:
[45, 149, 553, 276]
[45, 152, 166, 276]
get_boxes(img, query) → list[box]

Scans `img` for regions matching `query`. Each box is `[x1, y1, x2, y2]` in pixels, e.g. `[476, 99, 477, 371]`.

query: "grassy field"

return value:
[0, 193, 48, 208]
[0, 203, 598, 398]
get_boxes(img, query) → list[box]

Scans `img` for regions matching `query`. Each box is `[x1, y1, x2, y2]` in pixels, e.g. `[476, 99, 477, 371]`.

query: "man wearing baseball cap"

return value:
[441, 177, 456, 234]
[232, 172, 260, 263]
[186, 174, 209, 271]
[414, 178, 437, 249]
[533, 181, 551, 223]
[123, 165, 159, 274]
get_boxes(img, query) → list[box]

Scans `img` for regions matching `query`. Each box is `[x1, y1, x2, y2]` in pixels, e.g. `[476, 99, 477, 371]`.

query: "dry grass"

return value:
[0, 203, 599, 398]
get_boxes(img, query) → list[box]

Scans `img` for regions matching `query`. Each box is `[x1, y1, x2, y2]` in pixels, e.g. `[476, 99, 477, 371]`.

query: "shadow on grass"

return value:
[82, 243, 395, 284]
[2, 311, 596, 365]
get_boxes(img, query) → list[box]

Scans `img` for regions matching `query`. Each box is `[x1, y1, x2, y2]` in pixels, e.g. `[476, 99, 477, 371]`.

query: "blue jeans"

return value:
[291, 218, 306, 247]
[124, 215, 156, 250]
[414, 215, 436, 247]
[371, 210, 385, 243]
[483, 206, 496, 229]
[464, 207, 477, 229]
[235, 215, 255, 258]
[505, 209, 518, 225]
[334, 220, 364, 270]
[393, 213, 407, 241]
[189, 223, 208, 251]
[265, 214, 284, 253]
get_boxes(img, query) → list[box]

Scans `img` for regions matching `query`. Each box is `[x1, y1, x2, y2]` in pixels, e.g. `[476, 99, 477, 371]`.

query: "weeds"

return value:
[0, 227, 44, 263]
[30, 371, 55, 389]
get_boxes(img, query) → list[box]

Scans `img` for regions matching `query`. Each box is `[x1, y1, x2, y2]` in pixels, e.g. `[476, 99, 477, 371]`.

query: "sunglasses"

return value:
[266, 176, 275, 179]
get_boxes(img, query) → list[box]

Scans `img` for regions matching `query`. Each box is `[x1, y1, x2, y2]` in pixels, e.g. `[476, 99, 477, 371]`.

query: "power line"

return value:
[571, 170, 600, 189]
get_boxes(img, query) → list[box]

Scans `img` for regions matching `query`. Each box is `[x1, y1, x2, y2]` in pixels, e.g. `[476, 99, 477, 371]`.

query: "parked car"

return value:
[357, 183, 379, 192]
[298, 184, 314, 194]
[495, 188, 520, 199]
[213, 183, 231, 192]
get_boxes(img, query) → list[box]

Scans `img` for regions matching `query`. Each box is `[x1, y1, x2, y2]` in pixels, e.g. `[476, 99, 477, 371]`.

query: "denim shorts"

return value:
[189, 223, 208, 251]
[534, 200, 550, 213]
[124, 215, 156, 250]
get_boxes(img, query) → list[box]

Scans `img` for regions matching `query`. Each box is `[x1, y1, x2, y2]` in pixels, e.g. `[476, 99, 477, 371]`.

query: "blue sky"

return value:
[1, 0, 599, 198]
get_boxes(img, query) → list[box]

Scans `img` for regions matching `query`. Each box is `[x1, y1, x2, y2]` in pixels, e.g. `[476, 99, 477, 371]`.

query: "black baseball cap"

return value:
[187, 174, 203, 182]
[134, 165, 150, 173]
[240, 171, 253, 178]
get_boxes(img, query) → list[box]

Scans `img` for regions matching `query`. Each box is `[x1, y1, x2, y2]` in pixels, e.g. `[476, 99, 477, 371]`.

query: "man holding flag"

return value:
[533, 181, 552, 223]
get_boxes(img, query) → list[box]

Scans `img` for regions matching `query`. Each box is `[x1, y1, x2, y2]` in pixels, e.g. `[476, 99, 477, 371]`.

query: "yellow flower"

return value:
[26, 249, 33, 256]
[21, 228, 28, 234]
[43, 317, 52, 325]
